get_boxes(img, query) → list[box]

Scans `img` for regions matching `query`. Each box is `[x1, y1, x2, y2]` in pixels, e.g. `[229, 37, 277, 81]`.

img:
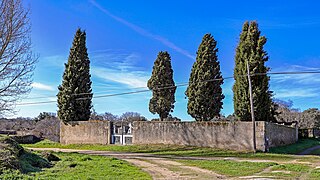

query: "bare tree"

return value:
[120, 112, 147, 122]
[274, 99, 320, 129]
[0, 0, 36, 115]
[102, 112, 118, 121]
[90, 108, 104, 120]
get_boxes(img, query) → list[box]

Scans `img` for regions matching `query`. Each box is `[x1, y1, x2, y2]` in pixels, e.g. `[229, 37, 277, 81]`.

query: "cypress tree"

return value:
[147, 51, 176, 121]
[185, 34, 224, 121]
[233, 21, 273, 121]
[57, 28, 93, 123]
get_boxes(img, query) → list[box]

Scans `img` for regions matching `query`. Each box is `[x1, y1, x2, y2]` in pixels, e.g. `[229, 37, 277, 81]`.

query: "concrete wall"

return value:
[60, 120, 110, 144]
[133, 121, 297, 151]
[265, 122, 298, 148]
[59, 120, 297, 151]
[133, 121, 266, 151]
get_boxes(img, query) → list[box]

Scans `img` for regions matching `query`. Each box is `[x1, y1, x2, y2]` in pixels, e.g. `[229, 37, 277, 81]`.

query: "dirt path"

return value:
[28, 147, 319, 179]
[298, 145, 320, 155]
[28, 148, 226, 180]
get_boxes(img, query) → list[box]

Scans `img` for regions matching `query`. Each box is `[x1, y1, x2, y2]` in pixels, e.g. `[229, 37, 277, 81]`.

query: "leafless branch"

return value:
[0, 0, 37, 116]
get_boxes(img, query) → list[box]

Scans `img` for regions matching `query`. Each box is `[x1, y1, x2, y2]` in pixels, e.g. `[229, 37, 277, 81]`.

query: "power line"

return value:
[23, 87, 149, 100]
[23, 70, 320, 101]
[16, 70, 320, 106]
[16, 100, 57, 106]
[256, 71, 320, 76]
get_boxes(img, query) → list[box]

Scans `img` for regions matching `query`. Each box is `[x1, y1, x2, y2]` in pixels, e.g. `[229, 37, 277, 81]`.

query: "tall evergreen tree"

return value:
[57, 28, 92, 123]
[185, 34, 224, 121]
[233, 21, 273, 121]
[147, 51, 176, 121]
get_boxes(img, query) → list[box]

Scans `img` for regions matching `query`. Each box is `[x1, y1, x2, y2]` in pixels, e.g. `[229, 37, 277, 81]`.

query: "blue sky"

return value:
[12, 0, 320, 120]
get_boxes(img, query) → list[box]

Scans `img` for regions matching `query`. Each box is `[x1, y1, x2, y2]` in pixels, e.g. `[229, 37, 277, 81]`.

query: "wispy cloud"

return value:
[271, 64, 320, 99]
[91, 67, 148, 88]
[31, 82, 55, 91]
[42, 55, 67, 68]
[274, 88, 319, 98]
[272, 65, 320, 84]
[88, 0, 195, 60]
[91, 51, 149, 88]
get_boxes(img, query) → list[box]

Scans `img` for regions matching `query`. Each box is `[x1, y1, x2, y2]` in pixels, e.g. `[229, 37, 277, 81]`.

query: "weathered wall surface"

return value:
[59, 120, 297, 151]
[133, 121, 266, 151]
[265, 122, 298, 148]
[60, 120, 110, 144]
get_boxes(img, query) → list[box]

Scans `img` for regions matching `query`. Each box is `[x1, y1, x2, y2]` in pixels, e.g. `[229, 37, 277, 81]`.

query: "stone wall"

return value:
[265, 122, 298, 148]
[60, 120, 110, 144]
[59, 120, 297, 151]
[133, 121, 266, 151]
[133, 121, 297, 151]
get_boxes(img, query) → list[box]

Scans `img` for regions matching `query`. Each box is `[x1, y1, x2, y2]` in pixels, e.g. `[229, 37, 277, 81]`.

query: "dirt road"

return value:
[28, 148, 226, 180]
[28, 147, 319, 180]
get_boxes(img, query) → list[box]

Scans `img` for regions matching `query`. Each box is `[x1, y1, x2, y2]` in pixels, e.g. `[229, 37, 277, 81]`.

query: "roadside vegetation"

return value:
[30, 152, 151, 180]
[259, 163, 312, 179]
[23, 138, 320, 178]
[178, 159, 277, 176]
[0, 135, 51, 179]
[7, 137, 320, 179]
[0, 136, 151, 179]
[269, 138, 320, 154]
[177, 159, 318, 179]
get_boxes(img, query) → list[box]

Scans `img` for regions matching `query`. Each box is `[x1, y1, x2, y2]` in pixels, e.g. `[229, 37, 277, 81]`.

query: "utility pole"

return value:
[246, 61, 256, 153]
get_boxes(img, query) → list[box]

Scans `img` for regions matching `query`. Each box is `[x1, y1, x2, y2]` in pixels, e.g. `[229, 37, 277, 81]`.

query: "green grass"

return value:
[19, 138, 320, 179]
[19, 151, 51, 173]
[269, 138, 320, 154]
[0, 135, 51, 179]
[24, 139, 204, 153]
[0, 135, 50, 173]
[178, 159, 278, 177]
[309, 148, 320, 155]
[2, 137, 151, 180]
[31, 152, 151, 180]
[23, 141, 292, 161]
[24, 139, 320, 162]
[310, 168, 320, 179]
[150, 147, 320, 163]
[260, 163, 312, 179]
[178, 159, 315, 178]
[0, 150, 52, 180]
[1, 152, 151, 180]
[28, 138, 320, 156]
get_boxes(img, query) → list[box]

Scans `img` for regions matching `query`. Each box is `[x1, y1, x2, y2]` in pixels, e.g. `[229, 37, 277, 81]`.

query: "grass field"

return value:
[310, 148, 320, 155]
[259, 163, 312, 179]
[269, 138, 320, 154]
[31, 152, 151, 180]
[24, 139, 212, 153]
[21, 138, 320, 179]
[178, 159, 277, 177]
[24, 138, 320, 162]
[1, 136, 151, 180]
[1, 152, 151, 180]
